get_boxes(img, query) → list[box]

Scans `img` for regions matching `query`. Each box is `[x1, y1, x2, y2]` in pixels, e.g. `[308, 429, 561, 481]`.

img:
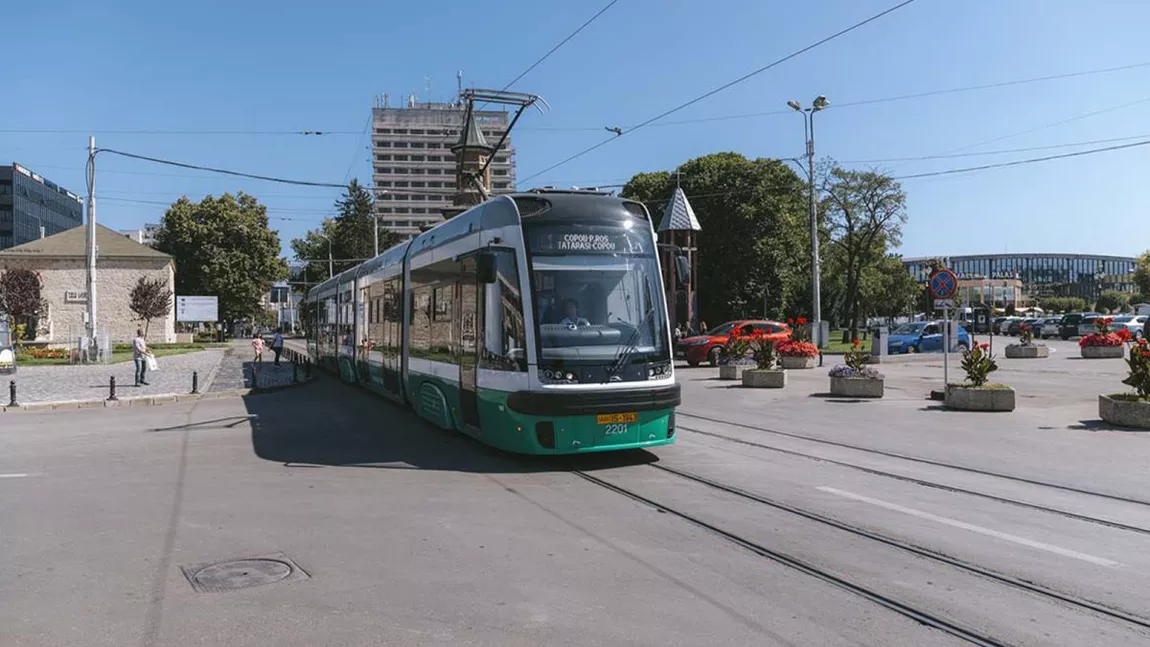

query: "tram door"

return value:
[458, 257, 481, 427]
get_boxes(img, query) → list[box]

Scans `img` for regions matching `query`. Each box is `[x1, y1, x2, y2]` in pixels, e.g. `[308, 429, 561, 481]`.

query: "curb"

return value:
[1, 374, 317, 413]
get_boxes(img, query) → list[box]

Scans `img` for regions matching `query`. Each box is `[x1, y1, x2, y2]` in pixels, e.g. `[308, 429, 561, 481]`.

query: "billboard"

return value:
[176, 296, 219, 322]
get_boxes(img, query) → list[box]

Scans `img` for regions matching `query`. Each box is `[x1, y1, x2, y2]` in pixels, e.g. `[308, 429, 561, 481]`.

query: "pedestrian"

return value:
[700, 320, 709, 335]
[252, 332, 265, 363]
[133, 328, 149, 386]
[673, 325, 683, 342]
[271, 328, 284, 366]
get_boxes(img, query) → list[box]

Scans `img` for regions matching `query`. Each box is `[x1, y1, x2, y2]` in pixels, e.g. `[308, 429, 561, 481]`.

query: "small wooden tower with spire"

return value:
[443, 113, 495, 219]
[657, 179, 702, 333]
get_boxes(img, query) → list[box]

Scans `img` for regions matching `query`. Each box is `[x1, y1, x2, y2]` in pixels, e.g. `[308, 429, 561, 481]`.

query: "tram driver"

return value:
[557, 298, 591, 328]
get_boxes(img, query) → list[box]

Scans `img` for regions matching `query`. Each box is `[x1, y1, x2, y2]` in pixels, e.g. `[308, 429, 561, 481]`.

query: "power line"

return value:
[0, 128, 358, 135]
[840, 132, 1150, 164]
[501, 0, 620, 92]
[97, 148, 351, 188]
[520, 0, 918, 183]
[891, 139, 1150, 180]
[342, 114, 372, 183]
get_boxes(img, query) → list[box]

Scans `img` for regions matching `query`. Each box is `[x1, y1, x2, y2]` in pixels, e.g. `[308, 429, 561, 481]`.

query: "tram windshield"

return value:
[526, 222, 669, 368]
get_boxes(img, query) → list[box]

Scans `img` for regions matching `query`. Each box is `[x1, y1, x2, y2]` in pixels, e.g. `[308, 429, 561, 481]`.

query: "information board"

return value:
[176, 296, 219, 322]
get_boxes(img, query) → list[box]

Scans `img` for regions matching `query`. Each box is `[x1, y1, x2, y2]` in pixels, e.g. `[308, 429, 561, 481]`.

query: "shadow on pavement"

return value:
[1068, 419, 1150, 433]
[243, 375, 660, 474]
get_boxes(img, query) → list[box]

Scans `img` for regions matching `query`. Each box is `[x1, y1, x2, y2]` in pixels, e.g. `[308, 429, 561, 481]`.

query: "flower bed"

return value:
[1080, 317, 1130, 357]
[1006, 323, 1048, 358]
[741, 335, 786, 388]
[826, 341, 884, 398]
[1098, 337, 1150, 428]
[778, 340, 819, 369]
[946, 343, 1015, 411]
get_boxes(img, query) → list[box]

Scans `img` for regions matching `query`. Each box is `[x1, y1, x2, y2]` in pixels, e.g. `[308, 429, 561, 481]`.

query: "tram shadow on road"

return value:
[243, 375, 660, 474]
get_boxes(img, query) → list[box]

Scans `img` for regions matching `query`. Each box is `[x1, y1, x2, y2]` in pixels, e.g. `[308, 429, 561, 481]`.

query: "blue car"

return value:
[887, 321, 970, 354]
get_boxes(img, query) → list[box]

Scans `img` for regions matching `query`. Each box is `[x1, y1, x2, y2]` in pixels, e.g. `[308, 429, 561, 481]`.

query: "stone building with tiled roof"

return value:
[0, 224, 175, 343]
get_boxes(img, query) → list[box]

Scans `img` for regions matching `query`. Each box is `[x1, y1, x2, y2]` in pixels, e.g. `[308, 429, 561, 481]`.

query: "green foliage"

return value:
[1037, 296, 1087, 314]
[821, 167, 908, 337]
[153, 192, 288, 324]
[844, 338, 870, 372]
[1004, 303, 1016, 316]
[1095, 289, 1130, 314]
[290, 179, 401, 283]
[1122, 339, 1150, 400]
[718, 335, 755, 366]
[1018, 322, 1034, 345]
[0, 269, 46, 341]
[129, 277, 173, 336]
[960, 343, 998, 387]
[1134, 250, 1150, 298]
[861, 254, 920, 319]
[621, 153, 807, 323]
[254, 309, 279, 330]
[750, 336, 778, 370]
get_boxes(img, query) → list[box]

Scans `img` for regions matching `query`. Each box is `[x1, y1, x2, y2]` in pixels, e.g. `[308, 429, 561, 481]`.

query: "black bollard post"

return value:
[107, 376, 119, 402]
[8, 380, 18, 407]
[191, 371, 200, 394]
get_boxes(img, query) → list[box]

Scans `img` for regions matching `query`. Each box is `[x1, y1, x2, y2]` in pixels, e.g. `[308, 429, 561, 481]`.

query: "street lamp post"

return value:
[787, 95, 829, 347]
[316, 233, 333, 278]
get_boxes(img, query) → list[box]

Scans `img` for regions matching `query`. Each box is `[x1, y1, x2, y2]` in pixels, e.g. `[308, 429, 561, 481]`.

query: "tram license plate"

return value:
[597, 412, 638, 425]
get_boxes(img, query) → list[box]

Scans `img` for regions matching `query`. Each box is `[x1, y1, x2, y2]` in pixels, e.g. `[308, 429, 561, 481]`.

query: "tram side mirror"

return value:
[675, 255, 690, 285]
[477, 251, 497, 284]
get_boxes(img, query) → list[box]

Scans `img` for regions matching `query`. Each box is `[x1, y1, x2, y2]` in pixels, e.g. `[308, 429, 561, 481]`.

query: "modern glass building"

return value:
[902, 253, 1138, 303]
[0, 163, 84, 250]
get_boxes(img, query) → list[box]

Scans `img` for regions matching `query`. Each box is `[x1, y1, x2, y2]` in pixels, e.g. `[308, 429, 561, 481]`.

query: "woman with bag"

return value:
[133, 329, 150, 386]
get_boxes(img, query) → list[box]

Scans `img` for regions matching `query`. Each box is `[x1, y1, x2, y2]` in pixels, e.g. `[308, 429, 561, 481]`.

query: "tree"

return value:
[0, 269, 45, 342]
[129, 277, 173, 337]
[621, 153, 808, 324]
[291, 179, 401, 282]
[1134, 250, 1150, 297]
[821, 167, 908, 341]
[1036, 296, 1087, 314]
[1096, 289, 1130, 314]
[153, 192, 288, 329]
[862, 254, 921, 320]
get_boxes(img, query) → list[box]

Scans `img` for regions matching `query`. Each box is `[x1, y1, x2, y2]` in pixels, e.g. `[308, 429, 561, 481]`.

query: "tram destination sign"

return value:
[529, 229, 646, 255]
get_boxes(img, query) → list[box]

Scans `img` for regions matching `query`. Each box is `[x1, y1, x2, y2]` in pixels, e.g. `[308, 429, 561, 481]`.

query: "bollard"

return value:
[292, 358, 298, 383]
[191, 371, 200, 394]
[8, 380, 18, 407]
[107, 376, 119, 402]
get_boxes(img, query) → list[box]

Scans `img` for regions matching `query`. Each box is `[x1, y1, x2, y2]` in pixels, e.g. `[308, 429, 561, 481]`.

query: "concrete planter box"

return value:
[1005, 344, 1049, 359]
[945, 385, 1016, 412]
[829, 376, 884, 398]
[719, 364, 752, 380]
[780, 355, 818, 369]
[1098, 394, 1150, 429]
[1081, 345, 1124, 359]
[742, 369, 786, 388]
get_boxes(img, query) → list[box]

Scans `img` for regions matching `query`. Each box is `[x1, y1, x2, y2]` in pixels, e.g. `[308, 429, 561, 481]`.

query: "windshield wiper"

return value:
[605, 305, 656, 382]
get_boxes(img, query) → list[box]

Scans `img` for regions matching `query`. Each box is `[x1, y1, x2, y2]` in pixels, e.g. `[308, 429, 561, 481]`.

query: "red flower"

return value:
[979, 343, 989, 350]
[797, 317, 808, 325]
[852, 338, 860, 348]
[787, 318, 794, 325]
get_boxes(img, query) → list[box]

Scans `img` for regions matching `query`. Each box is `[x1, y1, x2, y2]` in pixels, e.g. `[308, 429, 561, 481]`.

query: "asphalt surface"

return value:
[3, 337, 1150, 646]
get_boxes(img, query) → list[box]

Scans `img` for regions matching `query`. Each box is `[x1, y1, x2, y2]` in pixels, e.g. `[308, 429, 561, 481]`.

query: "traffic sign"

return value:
[929, 268, 958, 300]
[933, 298, 955, 310]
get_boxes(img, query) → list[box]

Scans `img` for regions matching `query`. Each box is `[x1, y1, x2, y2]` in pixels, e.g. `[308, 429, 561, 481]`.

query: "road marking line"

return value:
[816, 486, 1119, 567]
[0, 473, 29, 479]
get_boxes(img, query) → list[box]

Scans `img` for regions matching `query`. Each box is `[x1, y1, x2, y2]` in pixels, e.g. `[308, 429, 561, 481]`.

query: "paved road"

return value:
[3, 347, 1150, 645]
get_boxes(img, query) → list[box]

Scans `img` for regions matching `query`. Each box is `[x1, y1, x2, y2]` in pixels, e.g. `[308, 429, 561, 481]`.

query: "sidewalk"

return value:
[207, 340, 304, 392]
[5, 348, 226, 405]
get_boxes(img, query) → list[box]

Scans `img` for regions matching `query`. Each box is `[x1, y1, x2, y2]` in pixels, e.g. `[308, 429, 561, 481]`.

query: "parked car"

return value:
[1007, 317, 1040, 336]
[887, 321, 970, 354]
[991, 317, 1010, 334]
[676, 320, 792, 367]
[1109, 314, 1148, 339]
[1078, 314, 1101, 337]
[1038, 317, 1062, 339]
[996, 316, 1023, 334]
[1058, 312, 1100, 340]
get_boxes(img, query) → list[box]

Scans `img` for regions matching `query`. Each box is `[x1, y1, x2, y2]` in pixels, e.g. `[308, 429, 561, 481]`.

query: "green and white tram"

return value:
[305, 189, 683, 454]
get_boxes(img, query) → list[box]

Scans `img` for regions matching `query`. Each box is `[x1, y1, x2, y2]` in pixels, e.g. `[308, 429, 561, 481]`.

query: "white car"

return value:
[1109, 315, 1147, 339]
[1038, 317, 1062, 339]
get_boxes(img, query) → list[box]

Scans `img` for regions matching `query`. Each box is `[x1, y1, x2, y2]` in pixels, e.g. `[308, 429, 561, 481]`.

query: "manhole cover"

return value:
[180, 552, 308, 593]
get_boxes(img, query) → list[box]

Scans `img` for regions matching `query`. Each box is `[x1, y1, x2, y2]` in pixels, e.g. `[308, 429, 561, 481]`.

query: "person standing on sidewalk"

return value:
[271, 328, 284, 366]
[133, 329, 149, 386]
[252, 333, 265, 363]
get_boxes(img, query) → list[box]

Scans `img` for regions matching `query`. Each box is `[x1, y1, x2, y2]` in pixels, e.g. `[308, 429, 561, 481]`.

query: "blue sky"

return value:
[3, 0, 1149, 259]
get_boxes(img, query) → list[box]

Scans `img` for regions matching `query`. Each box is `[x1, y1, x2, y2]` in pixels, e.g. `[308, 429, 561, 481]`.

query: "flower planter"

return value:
[742, 368, 786, 388]
[829, 376, 884, 398]
[780, 355, 818, 369]
[1081, 345, 1124, 359]
[719, 364, 751, 380]
[945, 385, 1016, 412]
[1098, 394, 1150, 429]
[1005, 344, 1049, 359]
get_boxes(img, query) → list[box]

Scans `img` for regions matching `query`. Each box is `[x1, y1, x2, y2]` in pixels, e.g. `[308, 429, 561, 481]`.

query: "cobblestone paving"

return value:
[5, 348, 226, 404]
[207, 340, 308, 392]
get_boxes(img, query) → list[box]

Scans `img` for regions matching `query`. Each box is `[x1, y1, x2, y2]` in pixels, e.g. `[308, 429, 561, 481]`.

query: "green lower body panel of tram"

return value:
[406, 371, 676, 455]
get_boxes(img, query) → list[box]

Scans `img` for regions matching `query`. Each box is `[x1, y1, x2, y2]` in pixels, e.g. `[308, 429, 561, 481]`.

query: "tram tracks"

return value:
[676, 410, 1150, 510]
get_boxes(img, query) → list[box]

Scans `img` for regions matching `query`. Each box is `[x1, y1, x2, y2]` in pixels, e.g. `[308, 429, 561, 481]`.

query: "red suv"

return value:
[676, 320, 792, 367]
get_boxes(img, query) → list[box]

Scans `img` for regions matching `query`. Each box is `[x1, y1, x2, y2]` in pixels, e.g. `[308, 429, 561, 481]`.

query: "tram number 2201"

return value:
[603, 423, 629, 435]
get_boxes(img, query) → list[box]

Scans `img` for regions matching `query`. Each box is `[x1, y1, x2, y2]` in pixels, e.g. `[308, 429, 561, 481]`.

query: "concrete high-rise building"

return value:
[0, 163, 84, 250]
[371, 98, 516, 240]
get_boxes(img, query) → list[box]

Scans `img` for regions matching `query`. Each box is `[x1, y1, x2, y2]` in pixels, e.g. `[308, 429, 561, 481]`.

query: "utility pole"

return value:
[85, 136, 98, 350]
[787, 96, 829, 347]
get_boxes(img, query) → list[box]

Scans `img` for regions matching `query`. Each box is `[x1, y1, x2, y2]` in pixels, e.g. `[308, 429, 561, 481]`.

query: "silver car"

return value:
[1038, 317, 1061, 339]
[1109, 315, 1147, 339]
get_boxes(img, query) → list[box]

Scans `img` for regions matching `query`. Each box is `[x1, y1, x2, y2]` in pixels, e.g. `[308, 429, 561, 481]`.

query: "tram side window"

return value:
[431, 284, 457, 364]
[410, 287, 432, 357]
[480, 249, 527, 372]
